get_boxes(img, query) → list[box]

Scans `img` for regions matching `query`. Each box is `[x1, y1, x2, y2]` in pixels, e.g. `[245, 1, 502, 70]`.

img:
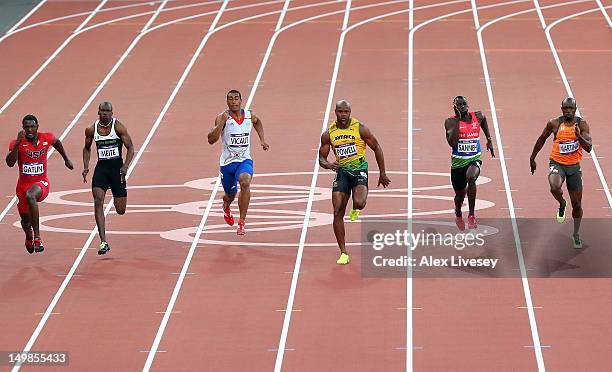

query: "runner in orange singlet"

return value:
[530, 97, 593, 248]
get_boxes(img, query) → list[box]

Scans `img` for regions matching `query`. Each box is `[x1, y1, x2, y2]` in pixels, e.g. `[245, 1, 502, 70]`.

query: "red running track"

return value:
[0, 0, 610, 371]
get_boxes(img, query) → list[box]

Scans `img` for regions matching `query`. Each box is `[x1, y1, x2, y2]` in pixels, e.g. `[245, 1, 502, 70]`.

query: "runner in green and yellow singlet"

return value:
[319, 100, 391, 265]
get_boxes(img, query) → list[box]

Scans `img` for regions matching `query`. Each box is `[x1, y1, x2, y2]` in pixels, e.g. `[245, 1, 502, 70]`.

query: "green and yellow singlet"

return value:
[329, 118, 368, 173]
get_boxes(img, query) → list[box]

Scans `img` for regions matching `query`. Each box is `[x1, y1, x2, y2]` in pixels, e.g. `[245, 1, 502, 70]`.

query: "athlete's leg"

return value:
[17, 188, 33, 240]
[465, 164, 481, 216]
[352, 185, 368, 210]
[110, 170, 128, 215]
[223, 193, 236, 209]
[569, 189, 582, 235]
[113, 197, 127, 215]
[92, 187, 108, 242]
[237, 172, 252, 221]
[19, 213, 33, 240]
[25, 184, 43, 239]
[220, 163, 238, 216]
[548, 170, 566, 208]
[332, 191, 351, 254]
[566, 166, 583, 245]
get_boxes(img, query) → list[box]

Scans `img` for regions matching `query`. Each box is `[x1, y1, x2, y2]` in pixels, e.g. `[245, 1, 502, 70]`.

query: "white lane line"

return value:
[594, 0, 612, 27]
[0, 0, 108, 223]
[536, 1, 612, 209]
[274, 1, 352, 371]
[9, 3, 171, 371]
[142, 0, 295, 369]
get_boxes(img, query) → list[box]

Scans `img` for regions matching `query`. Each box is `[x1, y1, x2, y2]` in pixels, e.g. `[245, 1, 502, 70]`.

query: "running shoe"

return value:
[572, 234, 583, 249]
[336, 253, 350, 265]
[467, 215, 477, 229]
[25, 239, 34, 254]
[223, 206, 235, 226]
[33, 238, 44, 253]
[98, 242, 110, 255]
[237, 219, 245, 236]
[455, 216, 465, 231]
[349, 209, 360, 221]
[557, 201, 567, 224]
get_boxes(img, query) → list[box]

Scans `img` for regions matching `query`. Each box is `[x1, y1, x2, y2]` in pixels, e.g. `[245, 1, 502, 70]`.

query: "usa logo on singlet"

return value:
[336, 143, 358, 158]
[98, 146, 120, 160]
[559, 140, 579, 154]
[23, 162, 44, 176]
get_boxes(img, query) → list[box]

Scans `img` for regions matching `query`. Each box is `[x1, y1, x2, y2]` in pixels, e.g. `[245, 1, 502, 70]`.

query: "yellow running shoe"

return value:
[336, 253, 350, 265]
[349, 209, 360, 221]
[556, 201, 566, 224]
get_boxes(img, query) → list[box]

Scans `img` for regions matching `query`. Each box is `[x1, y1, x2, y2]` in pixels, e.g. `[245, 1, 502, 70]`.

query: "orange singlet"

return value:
[549, 120, 582, 165]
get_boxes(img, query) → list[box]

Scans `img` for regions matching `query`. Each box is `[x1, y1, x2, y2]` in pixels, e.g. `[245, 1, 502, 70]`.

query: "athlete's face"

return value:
[335, 106, 351, 125]
[227, 93, 242, 112]
[22, 120, 38, 140]
[454, 98, 469, 114]
[561, 104, 576, 121]
[98, 106, 113, 124]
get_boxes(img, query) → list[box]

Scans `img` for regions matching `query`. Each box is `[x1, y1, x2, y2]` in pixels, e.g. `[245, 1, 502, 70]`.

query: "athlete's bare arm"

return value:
[444, 118, 459, 147]
[52, 137, 73, 170]
[360, 123, 390, 188]
[82, 126, 95, 182]
[115, 121, 134, 183]
[6, 130, 25, 167]
[576, 119, 592, 153]
[208, 112, 228, 145]
[251, 111, 269, 151]
[530, 119, 556, 174]
[318, 131, 339, 171]
[475, 111, 495, 157]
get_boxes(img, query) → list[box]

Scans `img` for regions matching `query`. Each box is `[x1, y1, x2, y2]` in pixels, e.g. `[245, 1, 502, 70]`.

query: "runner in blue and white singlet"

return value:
[208, 90, 269, 236]
[220, 109, 253, 166]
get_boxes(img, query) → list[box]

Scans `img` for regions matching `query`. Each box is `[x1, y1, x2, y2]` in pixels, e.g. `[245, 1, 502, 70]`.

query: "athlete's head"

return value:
[561, 97, 577, 121]
[453, 96, 469, 117]
[334, 100, 351, 126]
[226, 90, 242, 113]
[21, 114, 39, 140]
[98, 101, 113, 125]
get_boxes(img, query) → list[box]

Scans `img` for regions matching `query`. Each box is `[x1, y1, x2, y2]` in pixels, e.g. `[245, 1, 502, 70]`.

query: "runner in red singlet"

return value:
[6, 114, 74, 253]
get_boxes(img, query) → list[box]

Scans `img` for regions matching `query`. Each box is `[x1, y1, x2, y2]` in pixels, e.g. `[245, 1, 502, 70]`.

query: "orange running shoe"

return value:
[237, 219, 245, 235]
[223, 206, 235, 226]
[467, 215, 477, 229]
[455, 216, 465, 231]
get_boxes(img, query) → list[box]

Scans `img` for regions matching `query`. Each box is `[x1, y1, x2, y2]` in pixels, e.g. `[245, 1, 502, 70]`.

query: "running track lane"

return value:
[280, 0, 415, 369]
[0, 1, 171, 216]
[0, 1, 102, 105]
[0, 1, 191, 354]
[2, 0, 220, 366]
[146, 1, 351, 370]
[408, 0, 539, 370]
[9, 0, 293, 370]
[480, 0, 612, 369]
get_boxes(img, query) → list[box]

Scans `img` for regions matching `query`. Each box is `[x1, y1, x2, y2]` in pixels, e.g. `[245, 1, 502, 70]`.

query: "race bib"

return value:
[98, 146, 120, 160]
[23, 162, 44, 176]
[457, 140, 478, 154]
[336, 143, 357, 158]
[559, 140, 579, 154]
[229, 133, 249, 147]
